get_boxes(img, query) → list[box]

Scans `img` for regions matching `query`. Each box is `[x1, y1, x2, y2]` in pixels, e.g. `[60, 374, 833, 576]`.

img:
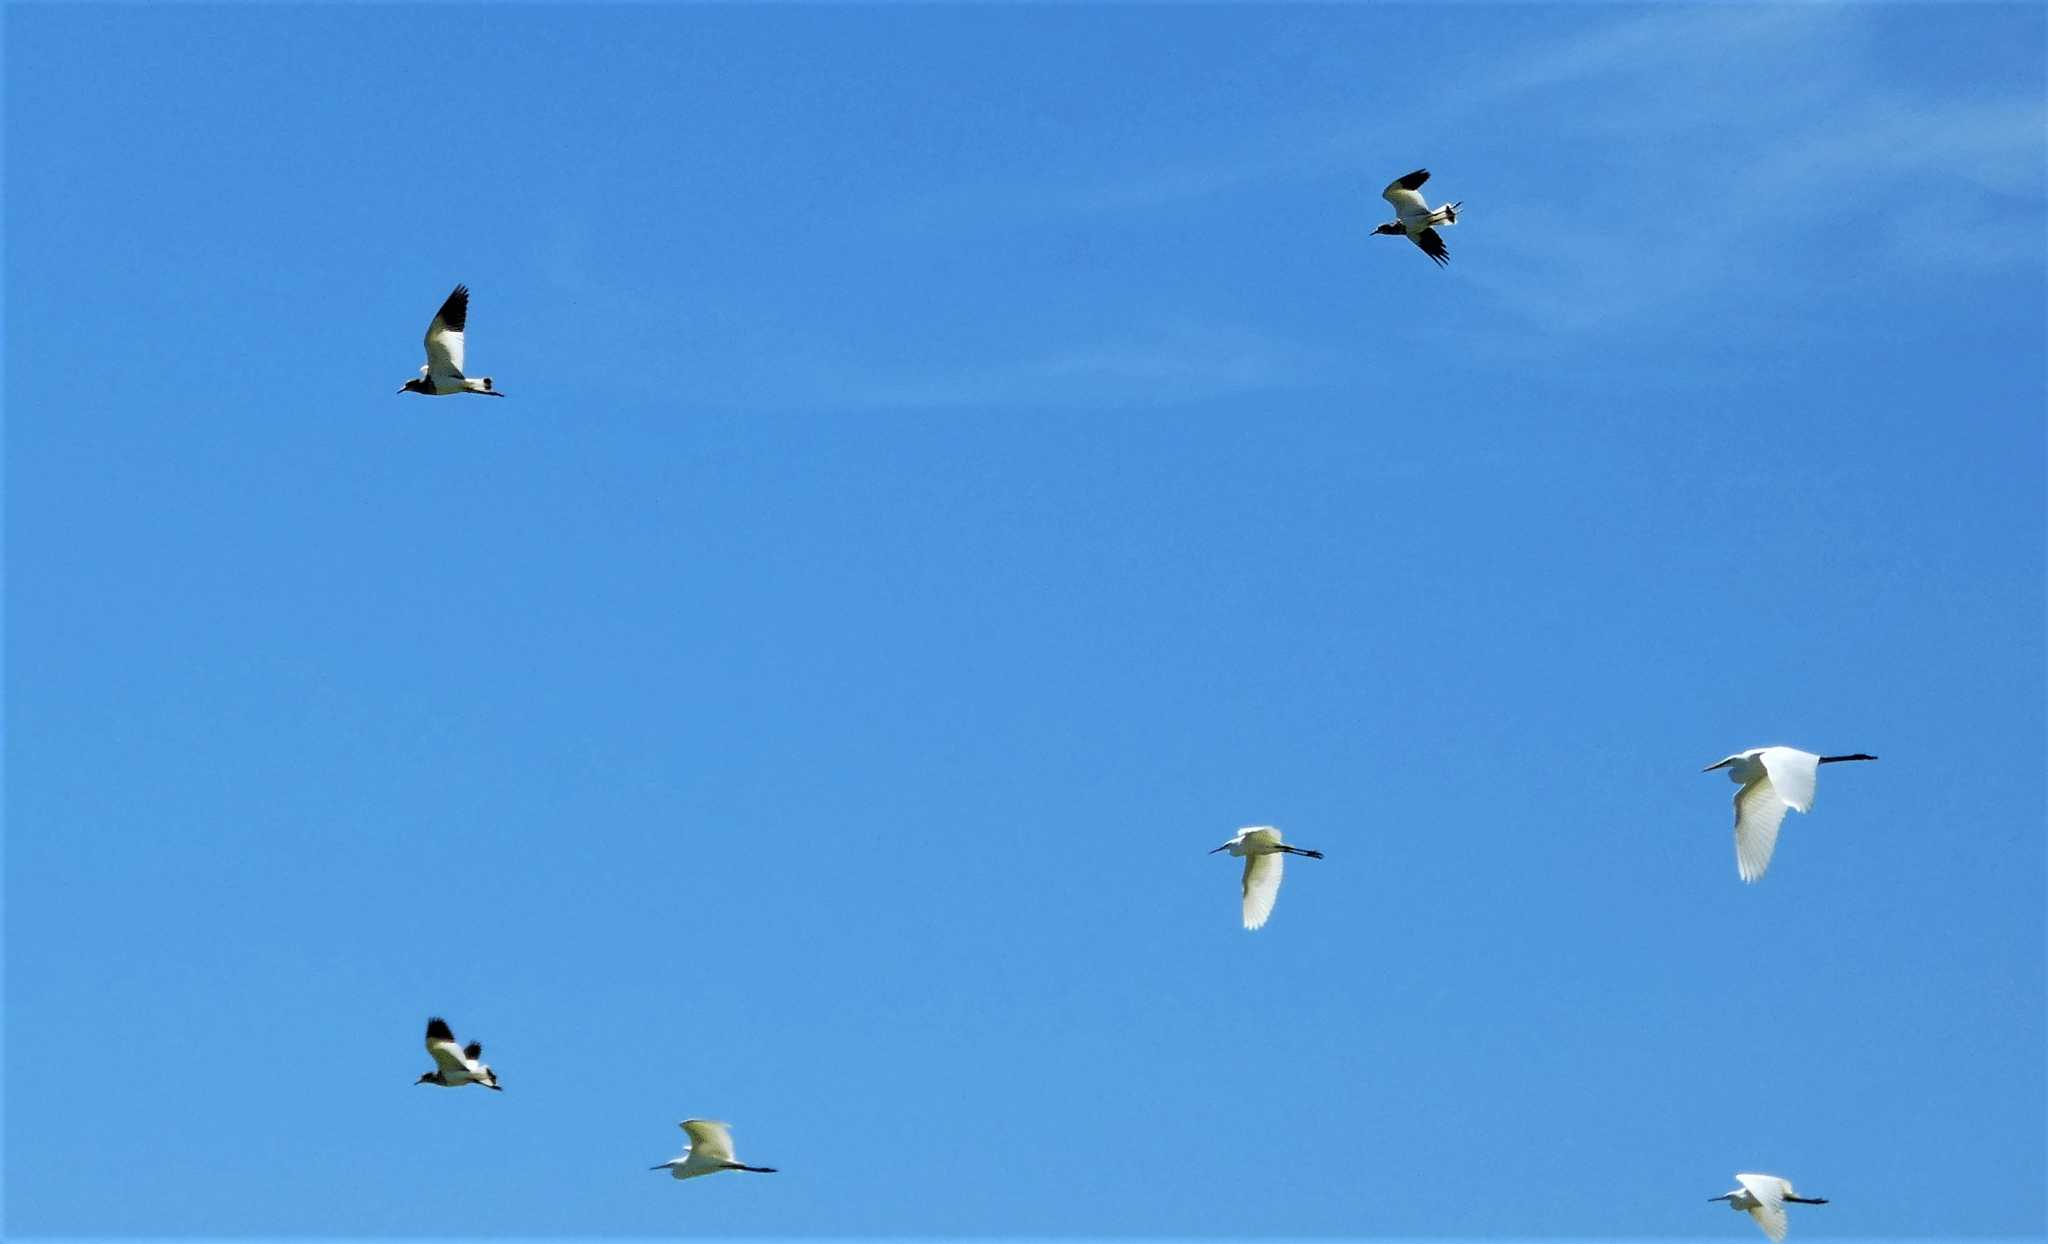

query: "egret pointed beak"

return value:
[650, 1163, 672, 1171]
[1700, 760, 1734, 772]
[1208, 844, 1229, 854]
[1707, 1195, 1732, 1202]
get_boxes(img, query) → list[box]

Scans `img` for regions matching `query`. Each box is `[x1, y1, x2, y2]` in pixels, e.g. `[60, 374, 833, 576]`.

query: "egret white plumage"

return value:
[1702, 747, 1876, 882]
[397, 284, 504, 396]
[414, 1016, 502, 1090]
[1709, 1172, 1828, 1242]
[650, 1119, 779, 1180]
[1209, 826, 1323, 930]
[1372, 168, 1462, 267]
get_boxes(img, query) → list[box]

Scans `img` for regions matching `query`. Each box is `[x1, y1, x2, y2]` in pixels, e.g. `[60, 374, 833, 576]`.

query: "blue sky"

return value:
[4, 2, 2043, 1239]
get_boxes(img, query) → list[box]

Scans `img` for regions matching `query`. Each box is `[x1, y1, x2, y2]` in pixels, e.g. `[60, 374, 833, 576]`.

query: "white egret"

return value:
[414, 1016, 502, 1090]
[1703, 747, 1876, 882]
[650, 1119, 778, 1180]
[1372, 168, 1462, 266]
[398, 284, 504, 396]
[1709, 1171, 1828, 1242]
[1210, 826, 1324, 930]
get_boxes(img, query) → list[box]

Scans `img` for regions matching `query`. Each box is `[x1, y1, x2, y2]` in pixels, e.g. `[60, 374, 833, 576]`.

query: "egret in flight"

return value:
[414, 1016, 502, 1091]
[650, 1119, 779, 1181]
[1210, 826, 1324, 930]
[1702, 747, 1876, 881]
[1709, 1172, 1828, 1242]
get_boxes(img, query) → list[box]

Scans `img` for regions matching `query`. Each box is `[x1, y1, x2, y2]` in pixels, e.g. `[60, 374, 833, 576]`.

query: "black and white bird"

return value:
[397, 284, 504, 397]
[414, 1016, 502, 1090]
[1701, 747, 1877, 882]
[1209, 826, 1324, 930]
[649, 1119, 779, 1181]
[1709, 1172, 1829, 1242]
[1373, 169, 1462, 267]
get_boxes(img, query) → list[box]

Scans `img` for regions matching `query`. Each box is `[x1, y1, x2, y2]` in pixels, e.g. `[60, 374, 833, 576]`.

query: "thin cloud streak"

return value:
[1473, 3, 1854, 100]
[1450, 7, 2045, 338]
[804, 321, 1332, 414]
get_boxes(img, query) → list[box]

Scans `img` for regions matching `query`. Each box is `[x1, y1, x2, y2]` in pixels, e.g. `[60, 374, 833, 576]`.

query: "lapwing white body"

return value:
[1709, 1172, 1829, 1242]
[1701, 747, 1877, 882]
[1209, 826, 1324, 931]
[1373, 169, 1462, 267]
[650, 1119, 779, 1181]
[398, 284, 504, 396]
[415, 1016, 502, 1090]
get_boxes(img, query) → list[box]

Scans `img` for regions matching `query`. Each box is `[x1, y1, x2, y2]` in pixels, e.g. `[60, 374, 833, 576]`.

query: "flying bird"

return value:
[650, 1119, 779, 1180]
[1709, 1172, 1829, 1242]
[398, 284, 504, 396]
[1209, 826, 1323, 930]
[1373, 168, 1462, 267]
[414, 1016, 502, 1090]
[1702, 747, 1876, 882]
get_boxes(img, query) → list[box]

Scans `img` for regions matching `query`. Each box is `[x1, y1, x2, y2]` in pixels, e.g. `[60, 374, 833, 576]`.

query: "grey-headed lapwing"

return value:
[1208, 826, 1324, 931]
[1709, 1172, 1829, 1242]
[649, 1119, 779, 1180]
[415, 1016, 502, 1090]
[1373, 169, 1462, 267]
[398, 285, 504, 396]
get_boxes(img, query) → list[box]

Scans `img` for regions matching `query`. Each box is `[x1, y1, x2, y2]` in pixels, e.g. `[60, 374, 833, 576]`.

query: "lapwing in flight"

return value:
[1373, 169, 1462, 267]
[398, 285, 505, 396]
[415, 1016, 503, 1090]
[650, 1119, 779, 1181]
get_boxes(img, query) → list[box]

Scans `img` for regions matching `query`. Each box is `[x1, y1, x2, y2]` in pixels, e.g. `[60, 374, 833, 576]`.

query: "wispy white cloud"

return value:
[816, 319, 1332, 412]
[870, 122, 1377, 236]
[1473, 3, 1853, 101]
[1445, 6, 2045, 338]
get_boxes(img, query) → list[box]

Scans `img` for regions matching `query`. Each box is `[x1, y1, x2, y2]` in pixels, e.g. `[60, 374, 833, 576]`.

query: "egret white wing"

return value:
[680, 1119, 736, 1161]
[1241, 852, 1284, 930]
[1736, 1173, 1790, 1242]
[1757, 747, 1819, 813]
[423, 285, 469, 378]
[1733, 776, 1791, 882]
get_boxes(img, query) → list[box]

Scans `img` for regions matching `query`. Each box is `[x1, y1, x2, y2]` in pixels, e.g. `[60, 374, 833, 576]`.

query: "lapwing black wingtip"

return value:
[435, 285, 470, 330]
[425, 1017, 454, 1040]
[1398, 168, 1431, 189]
